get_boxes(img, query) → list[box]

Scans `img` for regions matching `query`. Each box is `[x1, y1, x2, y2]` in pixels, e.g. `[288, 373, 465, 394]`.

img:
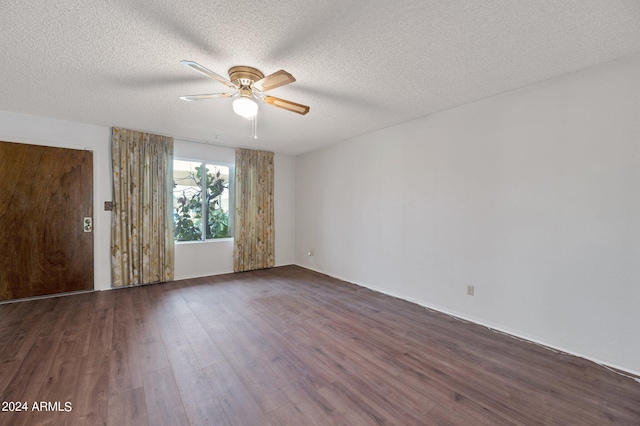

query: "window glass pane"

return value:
[173, 160, 231, 242]
[204, 164, 231, 239]
[173, 160, 203, 241]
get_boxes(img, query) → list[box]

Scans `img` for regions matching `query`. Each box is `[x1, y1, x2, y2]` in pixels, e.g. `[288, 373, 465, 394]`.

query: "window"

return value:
[173, 159, 232, 241]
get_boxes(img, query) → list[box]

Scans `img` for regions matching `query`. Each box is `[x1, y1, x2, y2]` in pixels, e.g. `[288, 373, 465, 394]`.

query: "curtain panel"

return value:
[111, 127, 174, 287]
[234, 148, 275, 272]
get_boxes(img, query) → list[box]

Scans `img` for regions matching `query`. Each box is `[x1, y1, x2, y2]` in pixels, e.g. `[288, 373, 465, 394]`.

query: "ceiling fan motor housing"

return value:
[229, 66, 264, 86]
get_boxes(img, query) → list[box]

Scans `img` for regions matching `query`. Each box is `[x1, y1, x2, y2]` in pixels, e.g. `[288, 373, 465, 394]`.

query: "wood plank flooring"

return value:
[1, 265, 639, 425]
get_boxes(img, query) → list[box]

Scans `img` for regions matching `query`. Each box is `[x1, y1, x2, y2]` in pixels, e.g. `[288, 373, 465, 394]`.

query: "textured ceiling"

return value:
[1, 1, 640, 155]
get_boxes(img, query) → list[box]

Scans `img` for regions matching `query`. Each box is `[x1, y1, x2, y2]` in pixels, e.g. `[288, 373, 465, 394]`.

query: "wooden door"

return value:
[0, 141, 94, 301]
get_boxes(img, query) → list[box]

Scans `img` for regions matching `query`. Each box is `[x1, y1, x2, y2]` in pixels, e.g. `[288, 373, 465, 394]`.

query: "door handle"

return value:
[83, 217, 93, 232]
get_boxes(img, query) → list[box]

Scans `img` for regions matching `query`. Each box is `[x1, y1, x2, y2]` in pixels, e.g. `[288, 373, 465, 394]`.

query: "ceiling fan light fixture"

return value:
[232, 97, 258, 118]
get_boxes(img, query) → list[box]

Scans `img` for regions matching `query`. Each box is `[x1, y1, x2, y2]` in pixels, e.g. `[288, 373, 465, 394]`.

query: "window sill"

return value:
[175, 237, 234, 245]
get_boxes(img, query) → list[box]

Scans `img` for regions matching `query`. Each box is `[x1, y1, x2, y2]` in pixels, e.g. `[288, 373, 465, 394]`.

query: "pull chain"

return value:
[252, 114, 257, 139]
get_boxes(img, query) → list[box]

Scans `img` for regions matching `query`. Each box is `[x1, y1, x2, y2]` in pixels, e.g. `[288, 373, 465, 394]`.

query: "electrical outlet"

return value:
[467, 285, 475, 296]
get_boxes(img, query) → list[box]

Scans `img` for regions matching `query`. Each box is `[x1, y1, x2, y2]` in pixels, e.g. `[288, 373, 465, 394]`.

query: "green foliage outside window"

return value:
[173, 162, 231, 241]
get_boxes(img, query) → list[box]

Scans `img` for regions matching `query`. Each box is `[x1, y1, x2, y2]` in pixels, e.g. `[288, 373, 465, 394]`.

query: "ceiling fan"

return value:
[179, 60, 310, 118]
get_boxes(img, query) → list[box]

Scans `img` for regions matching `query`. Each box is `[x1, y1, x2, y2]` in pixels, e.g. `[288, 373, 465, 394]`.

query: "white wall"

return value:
[0, 111, 113, 291]
[171, 139, 296, 279]
[295, 53, 640, 375]
[0, 114, 296, 288]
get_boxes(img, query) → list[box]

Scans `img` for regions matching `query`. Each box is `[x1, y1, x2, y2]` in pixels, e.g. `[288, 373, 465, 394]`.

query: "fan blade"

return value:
[253, 70, 296, 92]
[263, 96, 310, 115]
[181, 60, 236, 89]
[179, 92, 235, 101]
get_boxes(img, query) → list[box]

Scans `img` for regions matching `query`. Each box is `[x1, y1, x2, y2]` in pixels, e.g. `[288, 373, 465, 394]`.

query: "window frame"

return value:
[172, 157, 234, 244]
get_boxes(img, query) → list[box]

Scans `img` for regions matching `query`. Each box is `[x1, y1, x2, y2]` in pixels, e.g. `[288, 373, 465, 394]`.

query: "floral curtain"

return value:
[111, 127, 174, 287]
[234, 148, 275, 272]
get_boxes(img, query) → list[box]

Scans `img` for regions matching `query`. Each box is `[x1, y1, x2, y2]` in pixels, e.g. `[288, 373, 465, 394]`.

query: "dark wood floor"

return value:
[1, 265, 638, 425]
